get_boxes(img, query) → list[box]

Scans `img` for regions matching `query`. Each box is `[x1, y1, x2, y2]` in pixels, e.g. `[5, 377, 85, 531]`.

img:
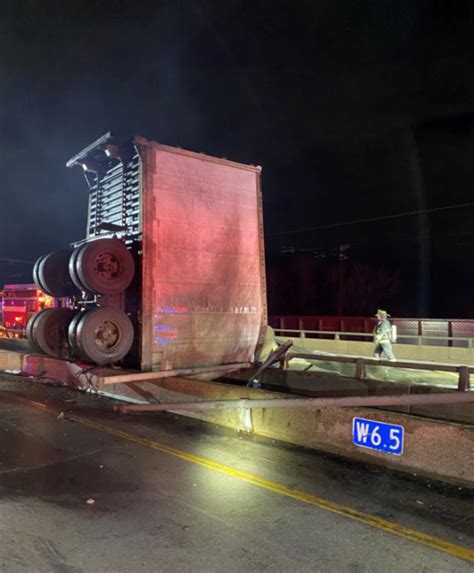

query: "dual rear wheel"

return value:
[70, 238, 135, 295]
[29, 238, 136, 365]
[33, 239, 135, 297]
[27, 307, 134, 365]
[68, 308, 134, 365]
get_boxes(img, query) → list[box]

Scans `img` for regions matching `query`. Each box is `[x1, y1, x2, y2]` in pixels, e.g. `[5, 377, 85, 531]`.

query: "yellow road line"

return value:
[21, 398, 474, 564]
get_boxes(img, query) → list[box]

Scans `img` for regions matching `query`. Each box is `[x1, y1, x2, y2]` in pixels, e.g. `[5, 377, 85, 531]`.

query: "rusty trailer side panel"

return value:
[136, 138, 267, 371]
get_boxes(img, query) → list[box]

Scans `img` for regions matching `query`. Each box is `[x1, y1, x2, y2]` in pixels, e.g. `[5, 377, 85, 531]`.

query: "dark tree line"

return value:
[266, 255, 400, 316]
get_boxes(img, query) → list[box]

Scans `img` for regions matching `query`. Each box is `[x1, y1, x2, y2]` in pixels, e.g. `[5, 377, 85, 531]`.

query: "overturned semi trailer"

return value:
[28, 133, 267, 371]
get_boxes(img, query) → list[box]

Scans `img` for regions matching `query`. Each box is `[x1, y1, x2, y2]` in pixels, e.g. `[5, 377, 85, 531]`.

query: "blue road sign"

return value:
[352, 417, 404, 456]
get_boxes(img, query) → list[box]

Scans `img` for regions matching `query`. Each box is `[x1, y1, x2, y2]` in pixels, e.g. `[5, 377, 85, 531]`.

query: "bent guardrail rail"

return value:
[282, 352, 472, 391]
[274, 328, 474, 348]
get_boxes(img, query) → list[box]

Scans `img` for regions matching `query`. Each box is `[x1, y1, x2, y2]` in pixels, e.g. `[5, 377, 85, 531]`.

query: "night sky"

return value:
[1, 1, 474, 317]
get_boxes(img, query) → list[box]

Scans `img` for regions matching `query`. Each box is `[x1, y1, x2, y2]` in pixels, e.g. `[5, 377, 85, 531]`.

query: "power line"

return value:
[266, 201, 474, 237]
[0, 258, 35, 265]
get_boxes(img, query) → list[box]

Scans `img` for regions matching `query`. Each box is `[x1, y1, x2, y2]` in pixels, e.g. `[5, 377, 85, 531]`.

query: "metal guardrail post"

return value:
[457, 366, 470, 391]
[335, 332, 340, 341]
[298, 318, 304, 335]
[355, 358, 365, 380]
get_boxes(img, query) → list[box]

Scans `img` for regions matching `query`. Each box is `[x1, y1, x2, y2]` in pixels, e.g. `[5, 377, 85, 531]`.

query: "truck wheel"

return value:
[73, 307, 134, 365]
[67, 311, 88, 360]
[68, 243, 90, 293]
[26, 312, 43, 353]
[29, 308, 76, 359]
[32, 254, 48, 293]
[69, 242, 109, 294]
[37, 250, 79, 297]
[73, 239, 135, 295]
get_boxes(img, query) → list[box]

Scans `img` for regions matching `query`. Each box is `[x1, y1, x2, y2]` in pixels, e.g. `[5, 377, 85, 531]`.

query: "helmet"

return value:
[375, 309, 390, 318]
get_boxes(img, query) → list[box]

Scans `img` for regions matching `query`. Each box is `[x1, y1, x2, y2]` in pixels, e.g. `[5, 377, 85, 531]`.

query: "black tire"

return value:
[26, 312, 43, 353]
[37, 250, 79, 297]
[32, 254, 48, 293]
[74, 239, 135, 295]
[67, 311, 88, 361]
[68, 243, 88, 293]
[30, 308, 76, 359]
[74, 307, 134, 365]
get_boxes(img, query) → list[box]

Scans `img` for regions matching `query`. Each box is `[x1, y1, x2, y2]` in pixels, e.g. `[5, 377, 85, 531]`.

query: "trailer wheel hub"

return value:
[94, 320, 121, 350]
[94, 252, 120, 280]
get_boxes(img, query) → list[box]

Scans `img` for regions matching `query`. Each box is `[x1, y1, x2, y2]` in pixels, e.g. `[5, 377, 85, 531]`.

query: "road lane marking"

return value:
[16, 397, 474, 564]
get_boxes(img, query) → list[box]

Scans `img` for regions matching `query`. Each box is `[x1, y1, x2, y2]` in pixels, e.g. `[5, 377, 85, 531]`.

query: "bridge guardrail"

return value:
[282, 352, 472, 391]
[274, 328, 474, 349]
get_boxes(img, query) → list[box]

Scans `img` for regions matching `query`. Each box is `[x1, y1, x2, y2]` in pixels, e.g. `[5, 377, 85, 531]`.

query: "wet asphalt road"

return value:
[0, 375, 471, 572]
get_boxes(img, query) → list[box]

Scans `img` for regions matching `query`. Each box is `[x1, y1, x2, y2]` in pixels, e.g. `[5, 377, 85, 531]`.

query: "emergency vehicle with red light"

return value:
[0, 284, 53, 337]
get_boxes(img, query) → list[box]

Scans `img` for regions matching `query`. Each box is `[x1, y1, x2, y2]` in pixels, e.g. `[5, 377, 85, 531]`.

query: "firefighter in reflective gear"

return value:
[373, 309, 396, 361]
